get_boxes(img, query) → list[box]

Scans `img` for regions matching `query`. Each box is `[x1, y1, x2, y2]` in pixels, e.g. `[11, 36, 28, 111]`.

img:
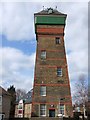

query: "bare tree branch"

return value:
[73, 74, 88, 105]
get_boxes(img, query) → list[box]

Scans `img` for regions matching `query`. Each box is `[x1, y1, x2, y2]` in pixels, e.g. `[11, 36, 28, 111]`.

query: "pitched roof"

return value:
[0, 86, 11, 96]
[16, 89, 33, 104]
[34, 8, 67, 16]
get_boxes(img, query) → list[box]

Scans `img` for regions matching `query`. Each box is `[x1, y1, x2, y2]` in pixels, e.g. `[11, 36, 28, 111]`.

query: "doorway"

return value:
[49, 109, 55, 117]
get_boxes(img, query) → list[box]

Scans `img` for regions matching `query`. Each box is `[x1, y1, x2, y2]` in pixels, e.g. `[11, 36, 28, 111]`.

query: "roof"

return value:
[15, 97, 32, 104]
[0, 86, 11, 96]
[34, 8, 67, 16]
[16, 89, 32, 104]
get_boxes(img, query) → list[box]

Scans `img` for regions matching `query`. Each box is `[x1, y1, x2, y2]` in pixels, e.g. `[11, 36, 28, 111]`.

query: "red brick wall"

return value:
[32, 25, 73, 117]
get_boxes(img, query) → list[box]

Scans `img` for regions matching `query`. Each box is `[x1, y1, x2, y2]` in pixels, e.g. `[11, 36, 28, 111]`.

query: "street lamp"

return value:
[83, 104, 87, 119]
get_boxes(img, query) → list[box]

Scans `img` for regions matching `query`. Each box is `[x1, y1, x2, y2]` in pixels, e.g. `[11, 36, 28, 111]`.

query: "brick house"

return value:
[15, 99, 32, 118]
[31, 8, 73, 118]
[0, 86, 12, 119]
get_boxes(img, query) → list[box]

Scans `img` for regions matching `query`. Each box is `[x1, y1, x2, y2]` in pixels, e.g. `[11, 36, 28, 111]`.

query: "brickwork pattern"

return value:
[32, 24, 73, 117]
[2, 94, 11, 118]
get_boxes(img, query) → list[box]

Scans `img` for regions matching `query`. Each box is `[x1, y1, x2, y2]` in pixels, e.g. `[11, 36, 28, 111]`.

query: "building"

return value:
[0, 86, 12, 119]
[15, 89, 32, 118]
[15, 99, 32, 118]
[31, 8, 73, 118]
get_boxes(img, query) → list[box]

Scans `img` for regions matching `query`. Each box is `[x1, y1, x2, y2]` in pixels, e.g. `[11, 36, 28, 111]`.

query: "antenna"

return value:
[55, 6, 57, 10]
[43, 6, 44, 10]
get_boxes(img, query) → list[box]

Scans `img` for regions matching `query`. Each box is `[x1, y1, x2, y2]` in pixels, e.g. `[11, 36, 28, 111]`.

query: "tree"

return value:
[73, 74, 88, 105]
[16, 88, 26, 101]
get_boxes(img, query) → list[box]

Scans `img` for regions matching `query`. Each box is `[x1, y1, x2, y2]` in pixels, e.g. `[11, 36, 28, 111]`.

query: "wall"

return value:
[15, 103, 32, 118]
[2, 94, 11, 118]
[32, 24, 73, 117]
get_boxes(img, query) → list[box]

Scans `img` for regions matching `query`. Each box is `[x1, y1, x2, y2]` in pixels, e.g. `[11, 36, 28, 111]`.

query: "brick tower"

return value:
[32, 8, 73, 118]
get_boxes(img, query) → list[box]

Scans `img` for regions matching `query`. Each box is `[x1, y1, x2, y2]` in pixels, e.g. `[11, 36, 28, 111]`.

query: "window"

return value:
[57, 80, 64, 84]
[59, 104, 64, 115]
[0, 96, 2, 105]
[18, 104, 23, 109]
[40, 104, 46, 116]
[76, 107, 80, 112]
[48, 8, 53, 14]
[56, 37, 61, 44]
[40, 86, 46, 96]
[41, 51, 46, 59]
[57, 67, 62, 76]
[0, 114, 5, 120]
[18, 110, 23, 114]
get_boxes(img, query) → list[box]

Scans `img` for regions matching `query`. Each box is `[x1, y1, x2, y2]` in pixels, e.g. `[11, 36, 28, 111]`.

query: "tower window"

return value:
[40, 86, 46, 96]
[59, 104, 64, 115]
[56, 37, 61, 44]
[41, 51, 46, 59]
[48, 8, 53, 14]
[57, 80, 64, 84]
[40, 104, 46, 116]
[57, 67, 62, 76]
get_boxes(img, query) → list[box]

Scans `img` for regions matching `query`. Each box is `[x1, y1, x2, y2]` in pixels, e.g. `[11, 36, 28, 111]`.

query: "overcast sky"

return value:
[0, 1, 88, 100]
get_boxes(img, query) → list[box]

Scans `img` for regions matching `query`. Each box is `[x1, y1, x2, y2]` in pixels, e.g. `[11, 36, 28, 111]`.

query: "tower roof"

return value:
[34, 8, 67, 16]
[34, 8, 67, 32]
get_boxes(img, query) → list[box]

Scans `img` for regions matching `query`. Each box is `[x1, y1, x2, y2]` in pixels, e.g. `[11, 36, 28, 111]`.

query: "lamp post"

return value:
[83, 104, 87, 119]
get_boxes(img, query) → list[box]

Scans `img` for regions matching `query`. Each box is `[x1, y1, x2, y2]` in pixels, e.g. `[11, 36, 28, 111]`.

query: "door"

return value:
[49, 109, 55, 117]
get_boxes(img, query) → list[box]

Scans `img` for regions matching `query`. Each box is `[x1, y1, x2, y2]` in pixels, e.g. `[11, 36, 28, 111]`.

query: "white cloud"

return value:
[0, 2, 88, 41]
[1, 3, 35, 41]
[64, 3, 88, 80]
[67, 50, 88, 80]
[0, 47, 36, 91]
